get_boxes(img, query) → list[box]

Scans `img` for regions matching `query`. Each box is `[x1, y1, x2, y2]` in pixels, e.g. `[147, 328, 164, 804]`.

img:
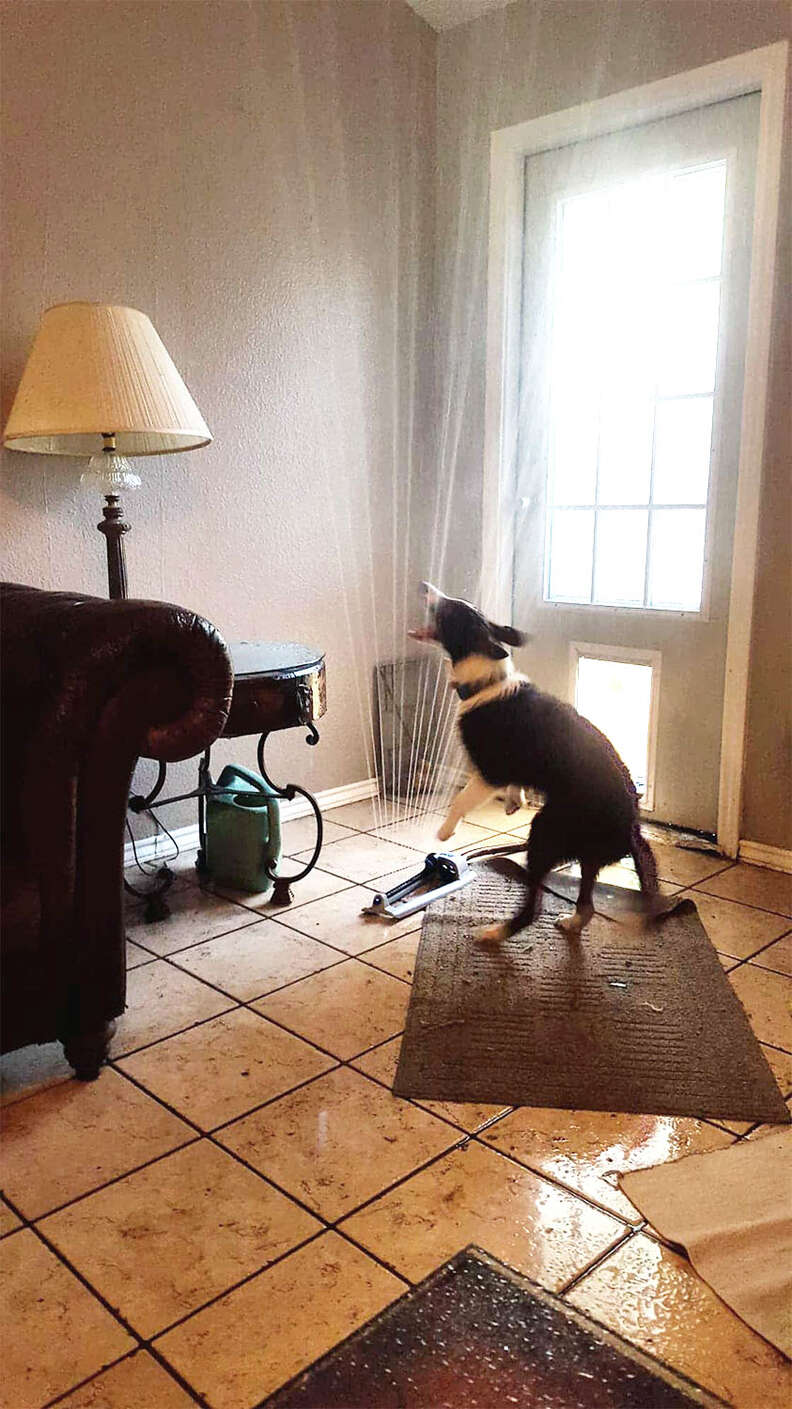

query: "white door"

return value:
[511, 94, 760, 833]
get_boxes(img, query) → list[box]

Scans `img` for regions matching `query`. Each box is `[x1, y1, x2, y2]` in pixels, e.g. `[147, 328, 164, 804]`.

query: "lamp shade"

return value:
[3, 302, 211, 455]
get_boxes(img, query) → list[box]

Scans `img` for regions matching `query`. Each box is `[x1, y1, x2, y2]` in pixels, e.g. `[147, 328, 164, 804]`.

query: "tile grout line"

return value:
[327, 1224, 415, 1290]
[8, 1148, 332, 1380]
[12, 1047, 639, 1365]
[129, 878, 421, 970]
[717, 930, 792, 976]
[157, 914, 420, 996]
[35, 1102, 459, 1351]
[7, 962, 791, 1125]
[553, 1233, 735, 1408]
[557, 1225, 638, 1298]
[128, 903, 265, 959]
[127, 841, 789, 964]
[688, 885, 792, 922]
[19, 1130, 204, 1225]
[210, 874, 360, 917]
[8, 1210, 207, 1408]
[11, 869, 790, 1184]
[9, 933, 788, 1207]
[118, 1056, 340, 1142]
[20, 1056, 481, 1305]
[9, 824, 781, 1406]
[41, 1346, 206, 1409]
[127, 872, 792, 1052]
[146, 1227, 330, 1347]
[467, 1131, 639, 1231]
[160, 946, 352, 1004]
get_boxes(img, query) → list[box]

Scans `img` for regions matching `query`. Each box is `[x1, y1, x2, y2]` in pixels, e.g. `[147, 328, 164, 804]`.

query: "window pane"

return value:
[653, 397, 713, 504]
[597, 390, 654, 504]
[665, 162, 727, 281]
[657, 281, 721, 396]
[648, 508, 706, 609]
[606, 178, 663, 281]
[547, 509, 594, 602]
[559, 189, 610, 281]
[593, 509, 648, 606]
[550, 225, 601, 505]
[576, 655, 654, 795]
[549, 391, 598, 504]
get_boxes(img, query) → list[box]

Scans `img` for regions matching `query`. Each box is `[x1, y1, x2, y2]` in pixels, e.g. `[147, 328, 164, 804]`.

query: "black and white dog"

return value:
[410, 582, 658, 943]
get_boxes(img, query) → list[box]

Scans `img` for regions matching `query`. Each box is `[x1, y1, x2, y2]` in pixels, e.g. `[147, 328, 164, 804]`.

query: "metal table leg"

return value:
[196, 748, 212, 874]
[257, 723, 323, 905]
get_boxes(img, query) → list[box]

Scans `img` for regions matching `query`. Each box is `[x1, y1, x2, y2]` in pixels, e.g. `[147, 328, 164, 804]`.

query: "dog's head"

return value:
[409, 582, 527, 664]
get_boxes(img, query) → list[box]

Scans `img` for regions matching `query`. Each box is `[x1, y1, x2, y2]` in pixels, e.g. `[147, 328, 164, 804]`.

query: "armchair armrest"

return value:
[1, 583, 232, 763]
[1, 582, 234, 1066]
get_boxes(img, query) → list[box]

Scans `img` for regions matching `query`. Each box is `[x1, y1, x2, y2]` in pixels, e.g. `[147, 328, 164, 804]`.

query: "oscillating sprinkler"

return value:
[362, 850, 474, 921]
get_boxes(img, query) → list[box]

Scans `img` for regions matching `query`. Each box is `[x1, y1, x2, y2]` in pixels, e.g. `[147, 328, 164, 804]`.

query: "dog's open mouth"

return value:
[409, 581, 440, 641]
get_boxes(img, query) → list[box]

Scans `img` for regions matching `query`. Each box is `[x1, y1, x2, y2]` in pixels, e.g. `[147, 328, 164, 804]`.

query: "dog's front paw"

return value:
[555, 905, 593, 936]
[474, 921, 509, 945]
[436, 820, 456, 842]
[555, 912, 585, 935]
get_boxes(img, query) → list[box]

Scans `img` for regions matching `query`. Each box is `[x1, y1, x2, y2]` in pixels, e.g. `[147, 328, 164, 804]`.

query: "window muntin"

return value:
[543, 159, 727, 612]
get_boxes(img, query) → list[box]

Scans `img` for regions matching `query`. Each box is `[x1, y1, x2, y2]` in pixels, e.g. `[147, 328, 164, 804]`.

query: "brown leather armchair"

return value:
[1, 583, 233, 1079]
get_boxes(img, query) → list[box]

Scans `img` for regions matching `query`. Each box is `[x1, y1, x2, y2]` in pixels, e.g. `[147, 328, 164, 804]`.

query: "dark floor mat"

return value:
[264, 1246, 723, 1407]
[393, 858, 789, 1123]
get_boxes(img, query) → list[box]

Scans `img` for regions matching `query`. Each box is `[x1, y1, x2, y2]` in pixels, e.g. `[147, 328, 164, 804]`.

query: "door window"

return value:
[544, 159, 727, 613]
[573, 646, 660, 807]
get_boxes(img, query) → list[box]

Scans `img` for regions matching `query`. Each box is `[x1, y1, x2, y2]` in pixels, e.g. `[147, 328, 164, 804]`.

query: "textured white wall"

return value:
[0, 0, 436, 827]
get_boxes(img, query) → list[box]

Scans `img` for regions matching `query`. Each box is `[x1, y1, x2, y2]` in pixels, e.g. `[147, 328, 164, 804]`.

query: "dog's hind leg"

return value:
[630, 823, 662, 923]
[475, 806, 561, 944]
[437, 771, 494, 842]
[503, 785, 526, 816]
[555, 861, 597, 935]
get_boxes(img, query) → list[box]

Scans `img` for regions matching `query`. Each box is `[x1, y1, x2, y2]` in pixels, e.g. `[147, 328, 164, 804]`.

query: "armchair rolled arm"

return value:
[1, 583, 233, 763]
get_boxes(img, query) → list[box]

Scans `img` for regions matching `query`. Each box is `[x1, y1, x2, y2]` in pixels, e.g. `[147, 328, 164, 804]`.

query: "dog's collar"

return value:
[450, 655, 515, 700]
[454, 679, 489, 700]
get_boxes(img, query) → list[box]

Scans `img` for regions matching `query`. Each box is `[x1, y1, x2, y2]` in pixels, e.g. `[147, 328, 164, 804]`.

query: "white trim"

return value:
[737, 840, 792, 875]
[716, 46, 789, 858]
[124, 776, 379, 867]
[483, 41, 789, 857]
[126, 821, 201, 868]
[569, 640, 662, 813]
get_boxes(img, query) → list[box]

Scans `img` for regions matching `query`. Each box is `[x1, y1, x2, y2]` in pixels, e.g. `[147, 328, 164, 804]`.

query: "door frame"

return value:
[482, 42, 788, 857]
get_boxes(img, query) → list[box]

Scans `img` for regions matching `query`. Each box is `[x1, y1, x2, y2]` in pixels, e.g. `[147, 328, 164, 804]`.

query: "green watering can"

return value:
[205, 764, 282, 895]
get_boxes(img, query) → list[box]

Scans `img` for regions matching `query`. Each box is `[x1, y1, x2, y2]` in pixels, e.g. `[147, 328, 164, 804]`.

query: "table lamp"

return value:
[3, 302, 211, 598]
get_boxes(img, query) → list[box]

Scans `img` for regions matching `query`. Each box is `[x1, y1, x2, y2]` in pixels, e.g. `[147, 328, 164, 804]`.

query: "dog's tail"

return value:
[630, 821, 660, 920]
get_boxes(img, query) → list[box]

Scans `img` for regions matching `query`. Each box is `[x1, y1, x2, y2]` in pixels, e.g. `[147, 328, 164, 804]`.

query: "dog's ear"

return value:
[487, 621, 529, 647]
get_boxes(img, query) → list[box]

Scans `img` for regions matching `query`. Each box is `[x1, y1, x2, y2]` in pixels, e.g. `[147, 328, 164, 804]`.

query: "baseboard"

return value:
[124, 776, 379, 868]
[738, 839, 792, 874]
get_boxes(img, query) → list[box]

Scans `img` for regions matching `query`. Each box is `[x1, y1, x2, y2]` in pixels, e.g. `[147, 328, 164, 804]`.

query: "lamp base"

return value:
[97, 494, 130, 600]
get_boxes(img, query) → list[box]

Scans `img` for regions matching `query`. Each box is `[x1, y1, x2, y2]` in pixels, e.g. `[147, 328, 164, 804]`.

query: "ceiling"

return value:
[405, 0, 515, 31]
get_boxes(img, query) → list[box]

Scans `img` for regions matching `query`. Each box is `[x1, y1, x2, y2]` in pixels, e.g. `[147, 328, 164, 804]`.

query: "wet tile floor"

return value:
[1, 801, 791, 1409]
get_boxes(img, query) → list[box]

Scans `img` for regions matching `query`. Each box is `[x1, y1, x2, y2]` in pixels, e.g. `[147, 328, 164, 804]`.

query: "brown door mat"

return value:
[393, 858, 790, 1124]
[264, 1246, 723, 1407]
[542, 864, 680, 923]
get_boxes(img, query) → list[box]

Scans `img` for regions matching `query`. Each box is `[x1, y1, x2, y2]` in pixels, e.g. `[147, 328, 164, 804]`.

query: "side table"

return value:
[130, 640, 326, 906]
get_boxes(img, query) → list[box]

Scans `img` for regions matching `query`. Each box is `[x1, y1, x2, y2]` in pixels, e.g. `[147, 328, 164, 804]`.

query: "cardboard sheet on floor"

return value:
[393, 858, 790, 1124]
[620, 1130, 792, 1358]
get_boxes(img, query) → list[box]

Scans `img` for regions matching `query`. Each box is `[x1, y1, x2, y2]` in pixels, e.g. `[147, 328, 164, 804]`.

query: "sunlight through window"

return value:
[575, 654, 655, 798]
[544, 159, 727, 612]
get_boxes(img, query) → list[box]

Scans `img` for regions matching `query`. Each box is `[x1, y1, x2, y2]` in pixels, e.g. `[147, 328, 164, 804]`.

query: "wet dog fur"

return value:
[409, 582, 659, 942]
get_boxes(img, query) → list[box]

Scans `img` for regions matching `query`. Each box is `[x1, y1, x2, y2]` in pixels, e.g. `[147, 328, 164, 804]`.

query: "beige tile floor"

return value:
[2, 804, 791, 1409]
